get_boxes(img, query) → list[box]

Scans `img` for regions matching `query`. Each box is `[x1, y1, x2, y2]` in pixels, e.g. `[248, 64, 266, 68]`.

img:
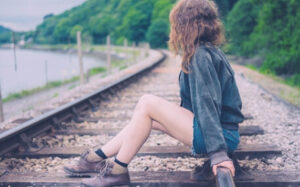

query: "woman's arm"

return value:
[187, 48, 231, 166]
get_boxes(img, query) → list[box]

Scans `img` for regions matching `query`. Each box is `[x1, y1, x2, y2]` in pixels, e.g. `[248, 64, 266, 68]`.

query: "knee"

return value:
[135, 94, 156, 115]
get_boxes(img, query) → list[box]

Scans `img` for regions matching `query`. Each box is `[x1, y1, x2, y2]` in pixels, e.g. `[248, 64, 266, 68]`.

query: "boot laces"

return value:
[98, 161, 113, 177]
[80, 149, 90, 159]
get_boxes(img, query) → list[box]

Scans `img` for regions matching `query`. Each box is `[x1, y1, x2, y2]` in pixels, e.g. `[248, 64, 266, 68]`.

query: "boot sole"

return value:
[63, 167, 97, 177]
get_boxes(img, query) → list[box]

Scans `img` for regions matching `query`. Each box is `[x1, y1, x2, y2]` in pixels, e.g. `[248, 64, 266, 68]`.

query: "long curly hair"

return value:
[169, 0, 224, 73]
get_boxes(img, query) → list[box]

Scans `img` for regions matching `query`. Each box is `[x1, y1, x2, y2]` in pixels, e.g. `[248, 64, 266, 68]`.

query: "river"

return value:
[0, 48, 105, 98]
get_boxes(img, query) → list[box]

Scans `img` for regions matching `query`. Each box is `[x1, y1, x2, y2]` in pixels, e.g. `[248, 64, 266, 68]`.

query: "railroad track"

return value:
[0, 50, 299, 187]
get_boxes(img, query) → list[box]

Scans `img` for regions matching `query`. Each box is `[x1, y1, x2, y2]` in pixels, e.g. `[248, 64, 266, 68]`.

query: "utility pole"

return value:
[123, 39, 129, 65]
[146, 43, 150, 56]
[123, 38, 128, 48]
[106, 35, 111, 73]
[12, 32, 17, 71]
[77, 31, 84, 84]
[0, 81, 4, 123]
[44, 60, 48, 85]
[141, 43, 146, 60]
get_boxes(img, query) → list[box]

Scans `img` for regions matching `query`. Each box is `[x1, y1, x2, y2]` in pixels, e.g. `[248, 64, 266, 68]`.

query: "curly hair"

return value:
[169, 0, 224, 73]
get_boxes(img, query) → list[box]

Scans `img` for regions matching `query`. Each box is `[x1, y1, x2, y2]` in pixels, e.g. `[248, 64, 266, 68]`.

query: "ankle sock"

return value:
[114, 158, 128, 168]
[95, 149, 108, 159]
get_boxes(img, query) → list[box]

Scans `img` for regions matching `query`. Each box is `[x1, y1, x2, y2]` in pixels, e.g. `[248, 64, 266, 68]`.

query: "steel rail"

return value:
[216, 167, 236, 187]
[0, 51, 166, 156]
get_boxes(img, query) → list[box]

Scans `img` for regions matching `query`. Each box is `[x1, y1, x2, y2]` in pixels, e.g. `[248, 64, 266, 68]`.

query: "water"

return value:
[0, 48, 105, 98]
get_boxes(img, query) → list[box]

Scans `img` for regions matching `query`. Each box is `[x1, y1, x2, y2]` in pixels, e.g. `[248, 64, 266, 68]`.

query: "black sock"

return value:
[114, 158, 128, 168]
[95, 149, 108, 159]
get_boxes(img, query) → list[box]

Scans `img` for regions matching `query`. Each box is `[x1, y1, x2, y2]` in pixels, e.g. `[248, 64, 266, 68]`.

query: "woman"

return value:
[64, 0, 244, 186]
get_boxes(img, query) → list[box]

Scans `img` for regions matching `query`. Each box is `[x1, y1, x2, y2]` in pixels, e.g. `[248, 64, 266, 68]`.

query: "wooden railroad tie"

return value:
[1, 171, 299, 187]
[7, 144, 281, 159]
[55, 125, 264, 136]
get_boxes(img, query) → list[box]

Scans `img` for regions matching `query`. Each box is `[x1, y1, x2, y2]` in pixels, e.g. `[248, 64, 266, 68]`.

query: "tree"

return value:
[121, 9, 149, 43]
[250, 0, 300, 75]
[53, 18, 71, 43]
[43, 14, 54, 20]
[214, 0, 230, 17]
[146, 19, 169, 48]
[226, 0, 260, 55]
[0, 32, 11, 44]
[228, 0, 238, 10]
[152, 0, 175, 22]
[70, 25, 83, 42]
[88, 15, 116, 44]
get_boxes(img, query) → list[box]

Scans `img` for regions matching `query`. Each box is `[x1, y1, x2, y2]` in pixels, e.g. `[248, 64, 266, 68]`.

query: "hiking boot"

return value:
[81, 160, 130, 187]
[191, 159, 214, 181]
[64, 148, 105, 177]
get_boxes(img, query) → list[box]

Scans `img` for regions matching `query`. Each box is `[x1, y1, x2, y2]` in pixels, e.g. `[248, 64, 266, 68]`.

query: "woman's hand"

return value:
[212, 160, 235, 177]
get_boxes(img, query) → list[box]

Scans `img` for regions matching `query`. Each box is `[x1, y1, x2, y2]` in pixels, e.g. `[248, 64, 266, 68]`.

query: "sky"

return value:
[0, 0, 86, 32]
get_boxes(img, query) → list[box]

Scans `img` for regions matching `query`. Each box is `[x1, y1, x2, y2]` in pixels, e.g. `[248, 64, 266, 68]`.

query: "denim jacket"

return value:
[179, 44, 245, 165]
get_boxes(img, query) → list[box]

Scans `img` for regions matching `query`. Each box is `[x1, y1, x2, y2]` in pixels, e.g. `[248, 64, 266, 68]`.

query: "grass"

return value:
[52, 93, 59, 98]
[89, 67, 107, 76]
[3, 76, 79, 103]
[239, 64, 300, 107]
[245, 64, 300, 89]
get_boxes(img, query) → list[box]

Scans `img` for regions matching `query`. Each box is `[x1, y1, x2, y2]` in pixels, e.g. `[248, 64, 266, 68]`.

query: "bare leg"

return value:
[101, 114, 169, 157]
[80, 95, 194, 186]
[114, 94, 194, 163]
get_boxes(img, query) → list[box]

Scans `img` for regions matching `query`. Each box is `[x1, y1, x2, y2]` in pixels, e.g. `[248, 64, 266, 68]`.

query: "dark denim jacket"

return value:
[179, 44, 245, 165]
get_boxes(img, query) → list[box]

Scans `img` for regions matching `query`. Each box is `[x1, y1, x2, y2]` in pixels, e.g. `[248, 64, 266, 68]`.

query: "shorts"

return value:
[192, 117, 240, 155]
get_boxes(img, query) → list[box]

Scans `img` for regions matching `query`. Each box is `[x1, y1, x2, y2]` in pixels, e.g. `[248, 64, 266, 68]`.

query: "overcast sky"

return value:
[0, 0, 86, 31]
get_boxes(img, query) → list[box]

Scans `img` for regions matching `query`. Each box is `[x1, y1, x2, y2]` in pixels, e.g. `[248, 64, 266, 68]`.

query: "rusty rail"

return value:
[216, 167, 236, 187]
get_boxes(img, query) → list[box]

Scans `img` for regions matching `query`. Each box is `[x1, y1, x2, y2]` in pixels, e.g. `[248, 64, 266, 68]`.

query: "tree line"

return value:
[31, 0, 176, 48]
[0, 0, 299, 86]
[226, 0, 300, 86]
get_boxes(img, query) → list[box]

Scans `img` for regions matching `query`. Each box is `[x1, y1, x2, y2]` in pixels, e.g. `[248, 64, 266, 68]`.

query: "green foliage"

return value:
[146, 19, 169, 48]
[228, 0, 238, 10]
[53, 18, 72, 43]
[31, 0, 239, 47]
[32, 0, 175, 47]
[0, 32, 11, 44]
[0, 25, 11, 33]
[0, 25, 11, 44]
[121, 9, 149, 43]
[89, 15, 116, 43]
[226, 0, 260, 55]
[152, 0, 175, 22]
[214, 0, 230, 17]
[213, 0, 239, 18]
[89, 67, 107, 76]
[226, 0, 300, 86]
[286, 74, 300, 87]
[246, 64, 258, 71]
[3, 76, 79, 103]
[70, 25, 83, 42]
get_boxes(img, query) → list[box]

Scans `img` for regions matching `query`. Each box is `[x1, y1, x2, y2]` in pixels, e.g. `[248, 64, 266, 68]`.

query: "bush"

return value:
[226, 0, 260, 55]
[146, 19, 169, 48]
[287, 74, 300, 87]
[226, 0, 300, 80]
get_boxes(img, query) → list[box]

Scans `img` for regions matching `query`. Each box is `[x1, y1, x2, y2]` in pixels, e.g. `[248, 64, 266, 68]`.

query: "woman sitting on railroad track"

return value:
[64, 0, 245, 186]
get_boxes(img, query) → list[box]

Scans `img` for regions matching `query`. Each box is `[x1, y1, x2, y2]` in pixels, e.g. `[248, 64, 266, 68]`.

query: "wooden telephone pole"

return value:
[12, 32, 17, 71]
[77, 31, 84, 84]
[0, 82, 4, 122]
[106, 35, 111, 72]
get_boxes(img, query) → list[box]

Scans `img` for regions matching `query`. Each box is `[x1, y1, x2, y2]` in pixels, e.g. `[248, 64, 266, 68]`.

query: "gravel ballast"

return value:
[0, 52, 299, 175]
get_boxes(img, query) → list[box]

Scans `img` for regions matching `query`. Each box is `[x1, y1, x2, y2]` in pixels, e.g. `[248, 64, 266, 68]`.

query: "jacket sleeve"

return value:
[187, 50, 231, 166]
